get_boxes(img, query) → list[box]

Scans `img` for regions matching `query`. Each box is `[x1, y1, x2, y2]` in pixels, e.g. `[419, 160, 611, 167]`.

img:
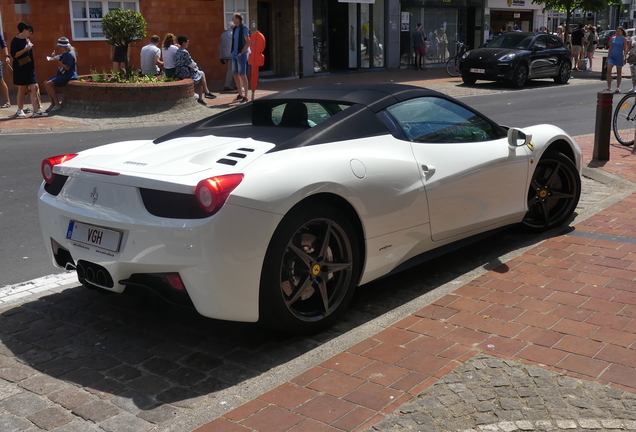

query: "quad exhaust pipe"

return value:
[77, 260, 114, 289]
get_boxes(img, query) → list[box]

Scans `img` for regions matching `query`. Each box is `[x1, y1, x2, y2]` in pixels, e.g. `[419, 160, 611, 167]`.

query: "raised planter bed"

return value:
[62, 76, 200, 116]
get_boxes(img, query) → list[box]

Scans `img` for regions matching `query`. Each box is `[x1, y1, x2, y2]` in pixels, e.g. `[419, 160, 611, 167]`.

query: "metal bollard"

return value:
[593, 91, 612, 161]
[601, 56, 608, 81]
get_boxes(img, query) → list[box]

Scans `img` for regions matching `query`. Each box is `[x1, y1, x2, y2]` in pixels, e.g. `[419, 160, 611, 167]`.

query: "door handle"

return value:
[422, 165, 436, 175]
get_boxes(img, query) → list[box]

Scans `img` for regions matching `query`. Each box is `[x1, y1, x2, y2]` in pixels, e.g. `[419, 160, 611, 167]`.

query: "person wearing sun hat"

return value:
[43, 36, 78, 112]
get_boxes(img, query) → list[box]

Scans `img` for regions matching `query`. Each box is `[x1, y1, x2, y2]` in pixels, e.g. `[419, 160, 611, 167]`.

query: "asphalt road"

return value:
[0, 78, 605, 288]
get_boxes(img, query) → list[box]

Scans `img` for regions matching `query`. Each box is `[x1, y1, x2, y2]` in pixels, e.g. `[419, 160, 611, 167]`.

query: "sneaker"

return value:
[16, 109, 26, 118]
[46, 105, 61, 112]
[32, 110, 49, 117]
[197, 99, 207, 106]
[1, 102, 10, 108]
[23, 107, 32, 114]
[204, 92, 217, 99]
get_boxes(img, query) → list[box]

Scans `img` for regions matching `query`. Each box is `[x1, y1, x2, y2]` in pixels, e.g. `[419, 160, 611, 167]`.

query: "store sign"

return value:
[339, 0, 375, 3]
[507, 0, 525, 5]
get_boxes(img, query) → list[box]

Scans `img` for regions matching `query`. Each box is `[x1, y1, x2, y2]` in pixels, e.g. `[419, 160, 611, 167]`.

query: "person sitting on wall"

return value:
[43, 36, 78, 112]
[140, 35, 163, 76]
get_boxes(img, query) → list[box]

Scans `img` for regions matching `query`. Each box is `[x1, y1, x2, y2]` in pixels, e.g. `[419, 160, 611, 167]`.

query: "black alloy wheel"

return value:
[554, 61, 571, 84]
[522, 152, 581, 231]
[260, 205, 360, 333]
[511, 63, 528, 88]
[462, 75, 477, 85]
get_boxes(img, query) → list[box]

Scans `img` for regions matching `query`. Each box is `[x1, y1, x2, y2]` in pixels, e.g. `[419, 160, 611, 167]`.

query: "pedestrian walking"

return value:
[161, 33, 178, 78]
[231, 13, 250, 103]
[571, 22, 585, 70]
[412, 23, 427, 70]
[174, 35, 216, 105]
[605, 26, 629, 93]
[140, 35, 163, 76]
[220, 22, 236, 91]
[584, 25, 597, 70]
[0, 32, 11, 108]
[10, 22, 47, 118]
[43, 37, 78, 112]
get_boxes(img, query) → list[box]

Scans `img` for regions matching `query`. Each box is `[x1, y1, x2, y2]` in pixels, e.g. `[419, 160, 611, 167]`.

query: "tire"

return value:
[613, 93, 636, 146]
[259, 204, 361, 334]
[510, 63, 528, 88]
[462, 75, 477, 85]
[522, 152, 581, 231]
[446, 57, 460, 77]
[553, 61, 571, 84]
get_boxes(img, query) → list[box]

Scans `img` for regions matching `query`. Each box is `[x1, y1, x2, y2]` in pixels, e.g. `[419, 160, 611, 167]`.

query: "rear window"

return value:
[268, 101, 351, 127]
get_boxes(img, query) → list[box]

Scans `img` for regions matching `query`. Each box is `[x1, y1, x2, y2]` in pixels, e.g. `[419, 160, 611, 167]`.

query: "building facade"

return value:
[2, 0, 527, 91]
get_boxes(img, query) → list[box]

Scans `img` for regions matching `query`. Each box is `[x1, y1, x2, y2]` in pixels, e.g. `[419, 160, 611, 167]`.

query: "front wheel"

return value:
[446, 57, 460, 77]
[259, 204, 361, 334]
[462, 75, 477, 85]
[613, 93, 636, 146]
[510, 63, 528, 88]
[522, 152, 581, 231]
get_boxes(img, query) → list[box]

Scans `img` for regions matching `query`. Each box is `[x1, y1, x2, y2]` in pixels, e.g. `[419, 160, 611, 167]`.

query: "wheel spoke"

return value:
[545, 161, 563, 187]
[322, 260, 352, 274]
[318, 221, 333, 260]
[289, 243, 313, 268]
[285, 275, 313, 307]
[549, 190, 575, 200]
[317, 278, 330, 314]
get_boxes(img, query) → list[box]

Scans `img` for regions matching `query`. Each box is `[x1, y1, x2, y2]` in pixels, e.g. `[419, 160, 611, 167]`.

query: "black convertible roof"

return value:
[153, 84, 466, 149]
[260, 83, 446, 113]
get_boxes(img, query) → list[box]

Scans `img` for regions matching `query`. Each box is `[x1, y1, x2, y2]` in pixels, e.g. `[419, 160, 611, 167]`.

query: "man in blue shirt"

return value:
[231, 13, 250, 103]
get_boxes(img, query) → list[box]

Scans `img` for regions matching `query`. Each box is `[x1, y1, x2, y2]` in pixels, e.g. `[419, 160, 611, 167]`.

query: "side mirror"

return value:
[507, 127, 533, 149]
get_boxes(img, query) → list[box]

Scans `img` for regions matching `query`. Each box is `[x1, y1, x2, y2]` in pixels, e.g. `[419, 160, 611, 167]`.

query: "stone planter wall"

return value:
[62, 76, 200, 117]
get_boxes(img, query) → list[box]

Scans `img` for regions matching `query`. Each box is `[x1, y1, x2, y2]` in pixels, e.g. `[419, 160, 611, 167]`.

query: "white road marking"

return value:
[0, 272, 77, 304]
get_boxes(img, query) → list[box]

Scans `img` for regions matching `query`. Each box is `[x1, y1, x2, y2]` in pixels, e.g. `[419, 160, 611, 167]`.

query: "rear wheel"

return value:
[510, 63, 528, 88]
[259, 204, 360, 334]
[522, 152, 581, 231]
[553, 61, 571, 84]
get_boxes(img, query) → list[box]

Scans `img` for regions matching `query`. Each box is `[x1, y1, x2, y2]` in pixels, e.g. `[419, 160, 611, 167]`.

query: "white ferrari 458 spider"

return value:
[38, 84, 582, 333]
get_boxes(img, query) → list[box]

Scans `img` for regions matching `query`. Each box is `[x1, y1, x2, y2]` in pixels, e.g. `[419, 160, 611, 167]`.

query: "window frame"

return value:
[69, 1, 139, 41]
[224, 0, 249, 33]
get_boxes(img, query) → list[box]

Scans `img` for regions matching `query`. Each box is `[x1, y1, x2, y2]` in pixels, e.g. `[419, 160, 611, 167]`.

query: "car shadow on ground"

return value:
[0, 218, 575, 422]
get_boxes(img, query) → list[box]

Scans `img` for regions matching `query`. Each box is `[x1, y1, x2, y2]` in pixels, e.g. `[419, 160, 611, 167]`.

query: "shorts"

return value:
[414, 46, 427, 57]
[165, 68, 176, 78]
[48, 74, 76, 87]
[571, 45, 582, 57]
[232, 53, 248, 75]
[608, 52, 624, 67]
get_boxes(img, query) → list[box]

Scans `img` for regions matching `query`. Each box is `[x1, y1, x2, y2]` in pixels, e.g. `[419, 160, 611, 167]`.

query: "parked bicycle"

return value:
[613, 92, 636, 146]
[446, 42, 469, 77]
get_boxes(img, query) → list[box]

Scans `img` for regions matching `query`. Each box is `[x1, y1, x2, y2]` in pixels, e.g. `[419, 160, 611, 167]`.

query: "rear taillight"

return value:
[42, 154, 77, 184]
[195, 174, 244, 215]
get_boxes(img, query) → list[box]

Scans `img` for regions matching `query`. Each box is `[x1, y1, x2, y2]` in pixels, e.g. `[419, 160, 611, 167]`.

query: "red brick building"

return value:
[1, 0, 286, 91]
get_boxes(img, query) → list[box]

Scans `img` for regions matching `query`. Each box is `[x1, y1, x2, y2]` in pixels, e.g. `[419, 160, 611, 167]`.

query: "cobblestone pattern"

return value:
[369, 353, 636, 432]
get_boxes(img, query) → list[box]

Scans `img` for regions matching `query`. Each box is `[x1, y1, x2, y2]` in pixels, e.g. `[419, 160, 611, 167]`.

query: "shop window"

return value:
[224, 0, 249, 31]
[69, 1, 138, 40]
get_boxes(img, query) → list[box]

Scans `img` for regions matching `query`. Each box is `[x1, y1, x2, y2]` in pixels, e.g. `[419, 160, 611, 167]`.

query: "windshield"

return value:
[488, 33, 534, 50]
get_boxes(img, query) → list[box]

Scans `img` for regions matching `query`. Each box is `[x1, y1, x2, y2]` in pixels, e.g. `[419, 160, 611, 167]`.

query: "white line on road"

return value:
[0, 272, 78, 304]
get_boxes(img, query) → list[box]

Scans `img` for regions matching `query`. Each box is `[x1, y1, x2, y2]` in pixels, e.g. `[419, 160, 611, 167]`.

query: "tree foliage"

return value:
[102, 9, 147, 77]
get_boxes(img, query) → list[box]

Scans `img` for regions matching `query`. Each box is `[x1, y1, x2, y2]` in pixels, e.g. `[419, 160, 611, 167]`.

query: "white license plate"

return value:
[66, 221, 122, 252]
[470, 68, 486, 74]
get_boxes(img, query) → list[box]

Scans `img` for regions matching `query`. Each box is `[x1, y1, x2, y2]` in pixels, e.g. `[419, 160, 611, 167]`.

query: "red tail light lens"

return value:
[195, 174, 244, 215]
[42, 154, 77, 184]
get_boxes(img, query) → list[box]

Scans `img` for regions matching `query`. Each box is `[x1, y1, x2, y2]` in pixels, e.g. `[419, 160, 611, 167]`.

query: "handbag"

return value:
[17, 55, 31, 66]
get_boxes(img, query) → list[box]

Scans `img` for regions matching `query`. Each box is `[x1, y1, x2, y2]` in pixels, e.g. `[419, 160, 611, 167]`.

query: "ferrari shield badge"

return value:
[527, 141, 535, 151]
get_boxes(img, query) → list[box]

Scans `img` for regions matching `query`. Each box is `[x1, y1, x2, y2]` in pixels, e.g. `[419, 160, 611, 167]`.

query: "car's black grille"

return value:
[139, 188, 210, 219]
[44, 175, 69, 196]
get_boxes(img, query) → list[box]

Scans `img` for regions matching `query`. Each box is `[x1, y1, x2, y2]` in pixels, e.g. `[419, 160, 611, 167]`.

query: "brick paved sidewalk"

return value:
[194, 137, 636, 432]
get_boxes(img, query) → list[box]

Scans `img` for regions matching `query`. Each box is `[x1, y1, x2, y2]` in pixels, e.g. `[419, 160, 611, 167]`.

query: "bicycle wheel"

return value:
[613, 93, 636, 146]
[446, 57, 460, 77]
